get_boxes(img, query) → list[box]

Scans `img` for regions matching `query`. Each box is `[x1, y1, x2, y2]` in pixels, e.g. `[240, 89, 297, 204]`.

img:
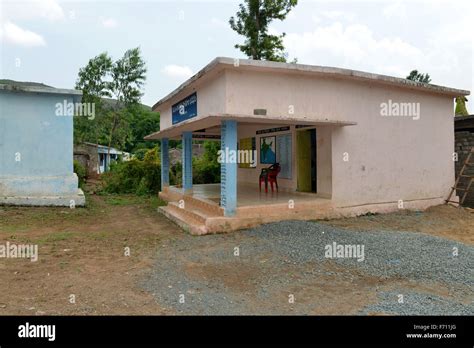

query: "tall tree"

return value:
[74, 53, 113, 146]
[76, 48, 147, 168]
[229, 0, 298, 62]
[406, 69, 431, 83]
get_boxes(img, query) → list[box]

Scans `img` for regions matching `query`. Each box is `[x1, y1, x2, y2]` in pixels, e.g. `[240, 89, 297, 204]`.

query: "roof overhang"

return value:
[152, 57, 470, 111]
[0, 83, 82, 97]
[144, 113, 356, 140]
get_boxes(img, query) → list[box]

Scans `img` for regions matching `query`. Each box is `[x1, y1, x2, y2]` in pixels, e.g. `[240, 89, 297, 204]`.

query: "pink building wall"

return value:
[156, 64, 458, 211]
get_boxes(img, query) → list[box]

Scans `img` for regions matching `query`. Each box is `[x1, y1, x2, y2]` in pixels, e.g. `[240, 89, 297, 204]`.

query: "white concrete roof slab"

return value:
[0, 83, 82, 96]
[144, 113, 356, 140]
[152, 57, 470, 111]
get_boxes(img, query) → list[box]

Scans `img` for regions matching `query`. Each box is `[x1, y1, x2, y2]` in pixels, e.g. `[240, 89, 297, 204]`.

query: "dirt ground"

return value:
[0, 194, 177, 315]
[0, 194, 472, 315]
[320, 205, 474, 245]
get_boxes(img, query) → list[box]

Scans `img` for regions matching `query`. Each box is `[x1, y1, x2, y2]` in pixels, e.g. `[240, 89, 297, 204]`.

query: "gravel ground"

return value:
[141, 221, 474, 315]
[246, 221, 473, 286]
[359, 291, 473, 315]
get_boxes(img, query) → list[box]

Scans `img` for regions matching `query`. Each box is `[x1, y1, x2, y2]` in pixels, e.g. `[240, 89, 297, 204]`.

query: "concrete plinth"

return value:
[0, 174, 85, 207]
[0, 189, 85, 207]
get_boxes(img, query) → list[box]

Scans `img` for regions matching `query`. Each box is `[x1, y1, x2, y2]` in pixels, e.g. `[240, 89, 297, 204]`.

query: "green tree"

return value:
[76, 47, 147, 162]
[125, 104, 160, 153]
[74, 102, 159, 155]
[406, 70, 431, 83]
[74, 53, 113, 146]
[455, 96, 469, 116]
[229, 0, 298, 62]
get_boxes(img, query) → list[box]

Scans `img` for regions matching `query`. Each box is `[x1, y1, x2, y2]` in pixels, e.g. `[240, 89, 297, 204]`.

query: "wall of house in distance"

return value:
[455, 130, 474, 207]
[0, 90, 79, 196]
[74, 143, 100, 178]
[225, 69, 455, 207]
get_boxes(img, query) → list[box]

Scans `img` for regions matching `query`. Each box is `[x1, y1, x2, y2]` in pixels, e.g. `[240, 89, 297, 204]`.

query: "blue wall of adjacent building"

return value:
[0, 89, 80, 196]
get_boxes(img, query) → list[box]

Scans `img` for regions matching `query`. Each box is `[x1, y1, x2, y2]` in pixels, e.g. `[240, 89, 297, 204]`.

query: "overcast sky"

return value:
[0, 0, 472, 109]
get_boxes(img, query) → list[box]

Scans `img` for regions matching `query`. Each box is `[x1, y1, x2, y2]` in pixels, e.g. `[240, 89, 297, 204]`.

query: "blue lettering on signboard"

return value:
[172, 92, 198, 125]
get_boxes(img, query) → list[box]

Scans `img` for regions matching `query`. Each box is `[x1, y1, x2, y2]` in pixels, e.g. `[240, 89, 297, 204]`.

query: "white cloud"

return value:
[210, 17, 227, 28]
[383, 1, 408, 20]
[0, 21, 46, 47]
[161, 65, 194, 79]
[268, 26, 281, 36]
[0, 0, 66, 47]
[321, 10, 356, 22]
[101, 17, 118, 29]
[284, 22, 424, 76]
[1, 0, 65, 22]
[312, 15, 321, 24]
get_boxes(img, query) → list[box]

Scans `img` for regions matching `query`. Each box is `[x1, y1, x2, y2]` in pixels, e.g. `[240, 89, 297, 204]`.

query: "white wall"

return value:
[225, 69, 455, 206]
[156, 67, 455, 207]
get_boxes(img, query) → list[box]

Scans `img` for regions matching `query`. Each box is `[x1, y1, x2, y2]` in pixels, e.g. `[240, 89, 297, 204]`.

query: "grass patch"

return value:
[35, 231, 76, 245]
[0, 194, 165, 238]
[89, 231, 109, 241]
[103, 195, 143, 206]
[102, 194, 166, 209]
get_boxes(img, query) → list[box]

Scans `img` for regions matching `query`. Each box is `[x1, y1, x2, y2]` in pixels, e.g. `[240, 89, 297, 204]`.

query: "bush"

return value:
[101, 147, 161, 195]
[193, 157, 220, 184]
[170, 162, 182, 187]
[73, 160, 86, 188]
[193, 141, 220, 184]
[132, 148, 149, 161]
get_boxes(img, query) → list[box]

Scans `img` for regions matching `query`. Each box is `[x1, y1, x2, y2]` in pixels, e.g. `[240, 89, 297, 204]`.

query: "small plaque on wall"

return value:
[256, 126, 290, 135]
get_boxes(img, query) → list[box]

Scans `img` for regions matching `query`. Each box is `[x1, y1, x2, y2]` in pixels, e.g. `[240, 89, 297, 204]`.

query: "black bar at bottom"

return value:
[0, 316, 471, 346]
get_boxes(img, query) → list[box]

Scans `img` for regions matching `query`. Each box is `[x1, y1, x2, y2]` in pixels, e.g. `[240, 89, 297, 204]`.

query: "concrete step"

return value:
[182, 195, 223, 216]
[167, 201, 215, 225]
[158, 206, 208, 236]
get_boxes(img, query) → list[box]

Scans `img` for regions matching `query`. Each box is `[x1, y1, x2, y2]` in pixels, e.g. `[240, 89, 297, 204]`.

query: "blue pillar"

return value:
[182, 132, 193, 193]
[160, 138, 169, 190]
[220, 120, 237, 216]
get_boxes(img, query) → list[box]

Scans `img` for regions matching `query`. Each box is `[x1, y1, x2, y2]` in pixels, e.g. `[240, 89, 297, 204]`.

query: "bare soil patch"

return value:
[0, 200, 471, 315]
[0, 194, 178, 315]
[321, 205, 474, 245]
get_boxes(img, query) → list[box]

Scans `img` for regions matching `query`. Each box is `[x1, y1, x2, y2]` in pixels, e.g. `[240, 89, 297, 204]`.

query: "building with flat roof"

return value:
[74, 142, 131, 177]
[145, 57, 470, 234]
[0, 82, 85, 206]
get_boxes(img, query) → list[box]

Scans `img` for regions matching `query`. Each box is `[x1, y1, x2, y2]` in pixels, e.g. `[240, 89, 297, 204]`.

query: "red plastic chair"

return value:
[259, 163, 281, 193]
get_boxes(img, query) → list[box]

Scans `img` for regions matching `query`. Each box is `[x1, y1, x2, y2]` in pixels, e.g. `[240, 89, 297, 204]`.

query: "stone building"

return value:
[454, 115, 474, 207]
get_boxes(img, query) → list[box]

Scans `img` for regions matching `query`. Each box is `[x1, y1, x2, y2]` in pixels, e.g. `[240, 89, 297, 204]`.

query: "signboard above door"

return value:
[172, 92, 197, 125]
[256, 126, 290, 135]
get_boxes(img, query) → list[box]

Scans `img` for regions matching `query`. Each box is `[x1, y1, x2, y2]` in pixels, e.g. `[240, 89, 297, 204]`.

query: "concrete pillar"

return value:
[182, 131, 193, 193]
[220, 120, 237, 216]
[161, 138, 169, 190]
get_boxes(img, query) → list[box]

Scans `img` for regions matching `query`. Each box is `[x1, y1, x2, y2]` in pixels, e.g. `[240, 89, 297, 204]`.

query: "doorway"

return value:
[297, 128, 317, 193]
